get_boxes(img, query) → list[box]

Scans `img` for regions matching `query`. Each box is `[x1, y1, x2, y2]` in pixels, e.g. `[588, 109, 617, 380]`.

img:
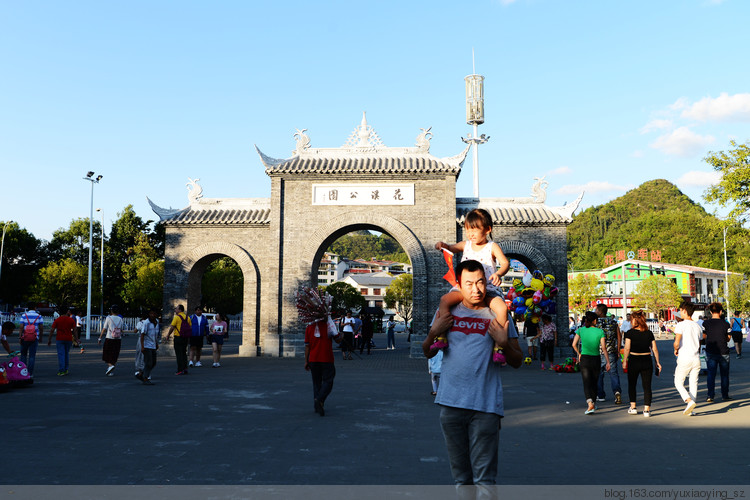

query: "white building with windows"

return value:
[341, 272, 394, 308]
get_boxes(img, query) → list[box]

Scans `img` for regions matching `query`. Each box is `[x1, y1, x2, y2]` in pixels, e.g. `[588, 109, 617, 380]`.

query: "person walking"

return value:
[18, 303, 44, 376]
[572, 311, 610, 415]
[673, 301, 702, 416]
[98, 305, 125, 377]
[595, 304, 623, 405]
[209, 312, 228, 367]
[304, 317, 342, 417]
[729, 310, 744, 359]
[386, 316, 396, 350]
[703, 302, 733, 402]
[538, 314, 557, 370]
[139, 309, 160, 385]
[428, 349, 443, 396]
[341, 311, 355, 360]
[48, 307, 78, 376]
[165, 305, 191, 375]
[359, 314, 373, 355]
[189, 306, 209, 367]
[622, 310, 662, 417]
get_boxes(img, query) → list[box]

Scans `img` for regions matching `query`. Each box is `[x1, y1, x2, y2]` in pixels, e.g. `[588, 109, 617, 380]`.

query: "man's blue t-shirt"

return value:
[434, 303, 517, 417]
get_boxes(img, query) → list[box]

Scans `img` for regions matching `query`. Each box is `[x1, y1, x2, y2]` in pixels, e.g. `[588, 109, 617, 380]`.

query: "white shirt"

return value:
[674, 320, 702, 363]
[621, 320, 632, 332]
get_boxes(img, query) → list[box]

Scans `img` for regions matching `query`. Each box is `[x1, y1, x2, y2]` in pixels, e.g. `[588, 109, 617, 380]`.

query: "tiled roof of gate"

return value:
[163, 207, 271, 225]
[261, 156, 463, 175]
[457, 203, 572, 226]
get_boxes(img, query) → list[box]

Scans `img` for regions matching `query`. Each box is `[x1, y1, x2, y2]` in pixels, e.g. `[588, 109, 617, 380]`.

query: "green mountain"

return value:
[567, 179, 750, 274]
[327, 231, 410, 264]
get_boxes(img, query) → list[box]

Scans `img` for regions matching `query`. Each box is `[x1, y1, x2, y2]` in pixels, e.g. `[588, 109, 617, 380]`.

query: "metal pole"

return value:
[86, 181, 94, 340]
[622, 260, 628, 318]
[472, 123, 479, 198]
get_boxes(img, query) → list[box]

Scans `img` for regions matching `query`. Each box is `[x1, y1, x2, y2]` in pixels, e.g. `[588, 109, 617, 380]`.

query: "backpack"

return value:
[178, 313, 192, 337]
[21, 314, 39, 342]
[109, 316, 123, 339]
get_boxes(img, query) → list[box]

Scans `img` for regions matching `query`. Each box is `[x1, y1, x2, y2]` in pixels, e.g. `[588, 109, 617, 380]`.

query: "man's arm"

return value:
[1, 337, 10, 354]
[47, 325, 56, 346]
[615, 323, 622, 351]
[422, 310, 453, 359]
[673, 334, 682, 357]
[488, 320, 523, 368]
[304, 344, 311, 371]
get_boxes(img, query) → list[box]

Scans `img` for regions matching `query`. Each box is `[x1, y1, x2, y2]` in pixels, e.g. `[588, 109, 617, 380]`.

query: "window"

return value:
[695, 277, 702, 295]
[707, 279, 714, 295]
[373, 288, 381, 296]
[360, 288, 367, 295]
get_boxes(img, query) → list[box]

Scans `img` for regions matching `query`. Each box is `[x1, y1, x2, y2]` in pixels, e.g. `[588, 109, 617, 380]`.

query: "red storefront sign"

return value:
[590, 298, 634, 308]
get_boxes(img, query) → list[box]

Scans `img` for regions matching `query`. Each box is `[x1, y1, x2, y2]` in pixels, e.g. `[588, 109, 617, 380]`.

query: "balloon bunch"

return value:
[552, 357, 580, 373]
[506, 270, 558, 323]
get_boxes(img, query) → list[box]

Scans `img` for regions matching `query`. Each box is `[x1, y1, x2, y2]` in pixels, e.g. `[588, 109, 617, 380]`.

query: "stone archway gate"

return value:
[150, 115, 582, 357]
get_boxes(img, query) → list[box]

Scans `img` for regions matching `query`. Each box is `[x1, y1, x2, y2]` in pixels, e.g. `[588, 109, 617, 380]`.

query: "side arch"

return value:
[499, 240, 552, 271]
[182, 241, 261, 355]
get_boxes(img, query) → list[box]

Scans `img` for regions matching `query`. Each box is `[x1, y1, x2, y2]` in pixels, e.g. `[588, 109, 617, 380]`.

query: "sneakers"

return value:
[106, 366, 115, 377]
[684, 400, 697, 415]
[212, 363, 220, 367]
[584, 407, 596, 415]
[175, 369, 188, 375]
[57, 370, 67, 377]
[614, 392, 622, 405]
[142, 379, 154, 385]
[627, 407, 637, 415]
[195, 361, 202, 367]
[188, 361, 194, 367]
[596, 396, 606, 402]
[706, 397, 714, 403]
[723, 396, 734, 401]
[643, 410, 651, 418]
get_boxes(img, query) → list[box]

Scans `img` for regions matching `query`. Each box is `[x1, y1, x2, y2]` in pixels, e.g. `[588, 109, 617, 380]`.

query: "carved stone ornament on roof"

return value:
[531, 176, 549, 203]
[415, 127, 432, 153]
[293, 128, 311, 155]
[187, 177, 203, 203]
[343, 112, 385, 150]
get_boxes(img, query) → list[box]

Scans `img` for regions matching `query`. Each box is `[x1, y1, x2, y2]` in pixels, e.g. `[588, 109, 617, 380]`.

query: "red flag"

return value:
[442, 248, 457, 286]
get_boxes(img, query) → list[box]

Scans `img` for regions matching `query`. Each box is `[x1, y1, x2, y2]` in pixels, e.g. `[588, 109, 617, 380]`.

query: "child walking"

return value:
[434, 208, 511, 363]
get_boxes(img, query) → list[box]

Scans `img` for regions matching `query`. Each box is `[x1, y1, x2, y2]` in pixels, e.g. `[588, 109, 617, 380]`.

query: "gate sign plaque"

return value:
[312, 184, 415, 206]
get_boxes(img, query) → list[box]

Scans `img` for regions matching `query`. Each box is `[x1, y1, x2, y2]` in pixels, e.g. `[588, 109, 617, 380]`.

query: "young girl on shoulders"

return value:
[434, 208, 511, 363]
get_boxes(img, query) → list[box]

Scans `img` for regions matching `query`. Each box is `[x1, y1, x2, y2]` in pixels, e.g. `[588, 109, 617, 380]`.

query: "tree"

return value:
[631, 275, 682, 316]
[33, 258, 91, 309]
[45, 217, 104, 267]
[0, 221, 44, 305]
[568, 273, 602, 319]
[324, 281, 365, 316]
[105, 205, 153, 311]
[120, 260, 164, 313]
[384, 274, 413, 327]
[726, 274, 750, 315]
[703, 140, 750, 224]
[201, 257, 243, 314]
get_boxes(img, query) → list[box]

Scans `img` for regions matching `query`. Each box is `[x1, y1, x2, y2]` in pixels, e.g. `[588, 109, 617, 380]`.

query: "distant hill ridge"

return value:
[567, 179, 750, 273]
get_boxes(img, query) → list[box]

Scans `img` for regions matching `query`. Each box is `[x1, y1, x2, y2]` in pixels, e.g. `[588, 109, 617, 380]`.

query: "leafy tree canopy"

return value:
[324, 281, 365, 316]
[201, 257, 243, 315]
[384, 273, 413, 325]
[568, 273, 602, 319]
[703, 140, 750, 224]
[327, 232, 409, 264]
[631, 275, 683, 315]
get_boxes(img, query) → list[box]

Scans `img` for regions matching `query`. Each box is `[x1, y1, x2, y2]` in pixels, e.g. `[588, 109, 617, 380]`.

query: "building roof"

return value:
[600, 259, 737, 277]
[163, 207, 271, 225]
[343, 272, 394, 287]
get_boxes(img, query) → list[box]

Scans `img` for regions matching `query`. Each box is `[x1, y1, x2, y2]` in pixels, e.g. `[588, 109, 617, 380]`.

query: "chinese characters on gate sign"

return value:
[312, 184, 415, 206]
[604, 248, 662, 266]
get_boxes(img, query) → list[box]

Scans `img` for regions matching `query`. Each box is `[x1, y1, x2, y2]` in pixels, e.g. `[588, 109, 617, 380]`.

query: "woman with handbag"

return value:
[622, 310, 662, 417]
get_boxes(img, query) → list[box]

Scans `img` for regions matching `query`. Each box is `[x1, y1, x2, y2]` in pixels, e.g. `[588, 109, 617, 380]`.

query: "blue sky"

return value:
[2, 0, 749, 240]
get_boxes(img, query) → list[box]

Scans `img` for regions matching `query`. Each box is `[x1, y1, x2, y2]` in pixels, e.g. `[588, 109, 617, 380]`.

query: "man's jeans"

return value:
[309, 362, 336, 404]
[56, 340, 72, 372]
[597, 352, 621, 399]
[705, 352, 730, 399]
[19, 339, 38, 375]
[439, 405, 502, 485]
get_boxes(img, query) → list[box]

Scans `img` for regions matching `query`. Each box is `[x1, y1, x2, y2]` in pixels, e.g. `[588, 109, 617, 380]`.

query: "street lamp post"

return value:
[96, 208, 104, 318]
[83, 172, 102, 340]
[723, 225, 729, 309]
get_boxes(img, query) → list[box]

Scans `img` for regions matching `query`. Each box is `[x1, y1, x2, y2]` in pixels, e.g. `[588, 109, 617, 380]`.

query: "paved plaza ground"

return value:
[3, 332, 749, 489]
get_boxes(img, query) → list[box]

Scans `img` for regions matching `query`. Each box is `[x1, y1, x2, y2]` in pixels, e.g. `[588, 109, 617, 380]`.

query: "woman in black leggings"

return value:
[572, 311, 610, 415]
[622, 310, 662, 417]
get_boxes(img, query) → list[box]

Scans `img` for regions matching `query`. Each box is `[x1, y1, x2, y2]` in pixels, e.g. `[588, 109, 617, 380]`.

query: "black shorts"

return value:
[189, 336, 204, 348]
[731, 331, 743, 344]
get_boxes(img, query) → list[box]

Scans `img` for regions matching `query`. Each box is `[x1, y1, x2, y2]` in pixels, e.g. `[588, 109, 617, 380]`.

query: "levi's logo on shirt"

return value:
[452, 316, 491, 336]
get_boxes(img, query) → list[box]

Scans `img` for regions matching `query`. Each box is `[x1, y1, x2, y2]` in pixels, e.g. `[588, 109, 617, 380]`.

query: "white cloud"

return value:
[547, 166, 572, 176]
[670, 97, 690, 111]
[640, 119, 673, 134]
[650, 127, 715, 157]
[499, 0, 518, 4]
[681, 93, 750, 122]
[557, 181, 627, 196]
[676, 170, 722, 188]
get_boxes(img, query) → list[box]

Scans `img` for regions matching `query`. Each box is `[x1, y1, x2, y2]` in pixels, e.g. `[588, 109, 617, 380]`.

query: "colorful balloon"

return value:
[530, 279, 544, 291]
[543, 274, 555, 287]
[532, 290, 543, 304]
[522, 272, 532, 287]
[549, 286, 559, 298]
[532, 270, 543, 280]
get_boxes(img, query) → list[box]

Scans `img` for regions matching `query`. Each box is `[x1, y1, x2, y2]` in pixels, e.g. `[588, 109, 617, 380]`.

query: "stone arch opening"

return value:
[298, 213, 428, 355]
[181, 242, 261, 355]
[499, 240, 552, 273]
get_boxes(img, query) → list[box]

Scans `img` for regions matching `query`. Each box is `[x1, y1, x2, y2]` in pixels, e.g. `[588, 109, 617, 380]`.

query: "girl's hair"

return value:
[584, 311, 598, 327]
[464, 208, 493, 234]
[631, 310, 648, 331]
